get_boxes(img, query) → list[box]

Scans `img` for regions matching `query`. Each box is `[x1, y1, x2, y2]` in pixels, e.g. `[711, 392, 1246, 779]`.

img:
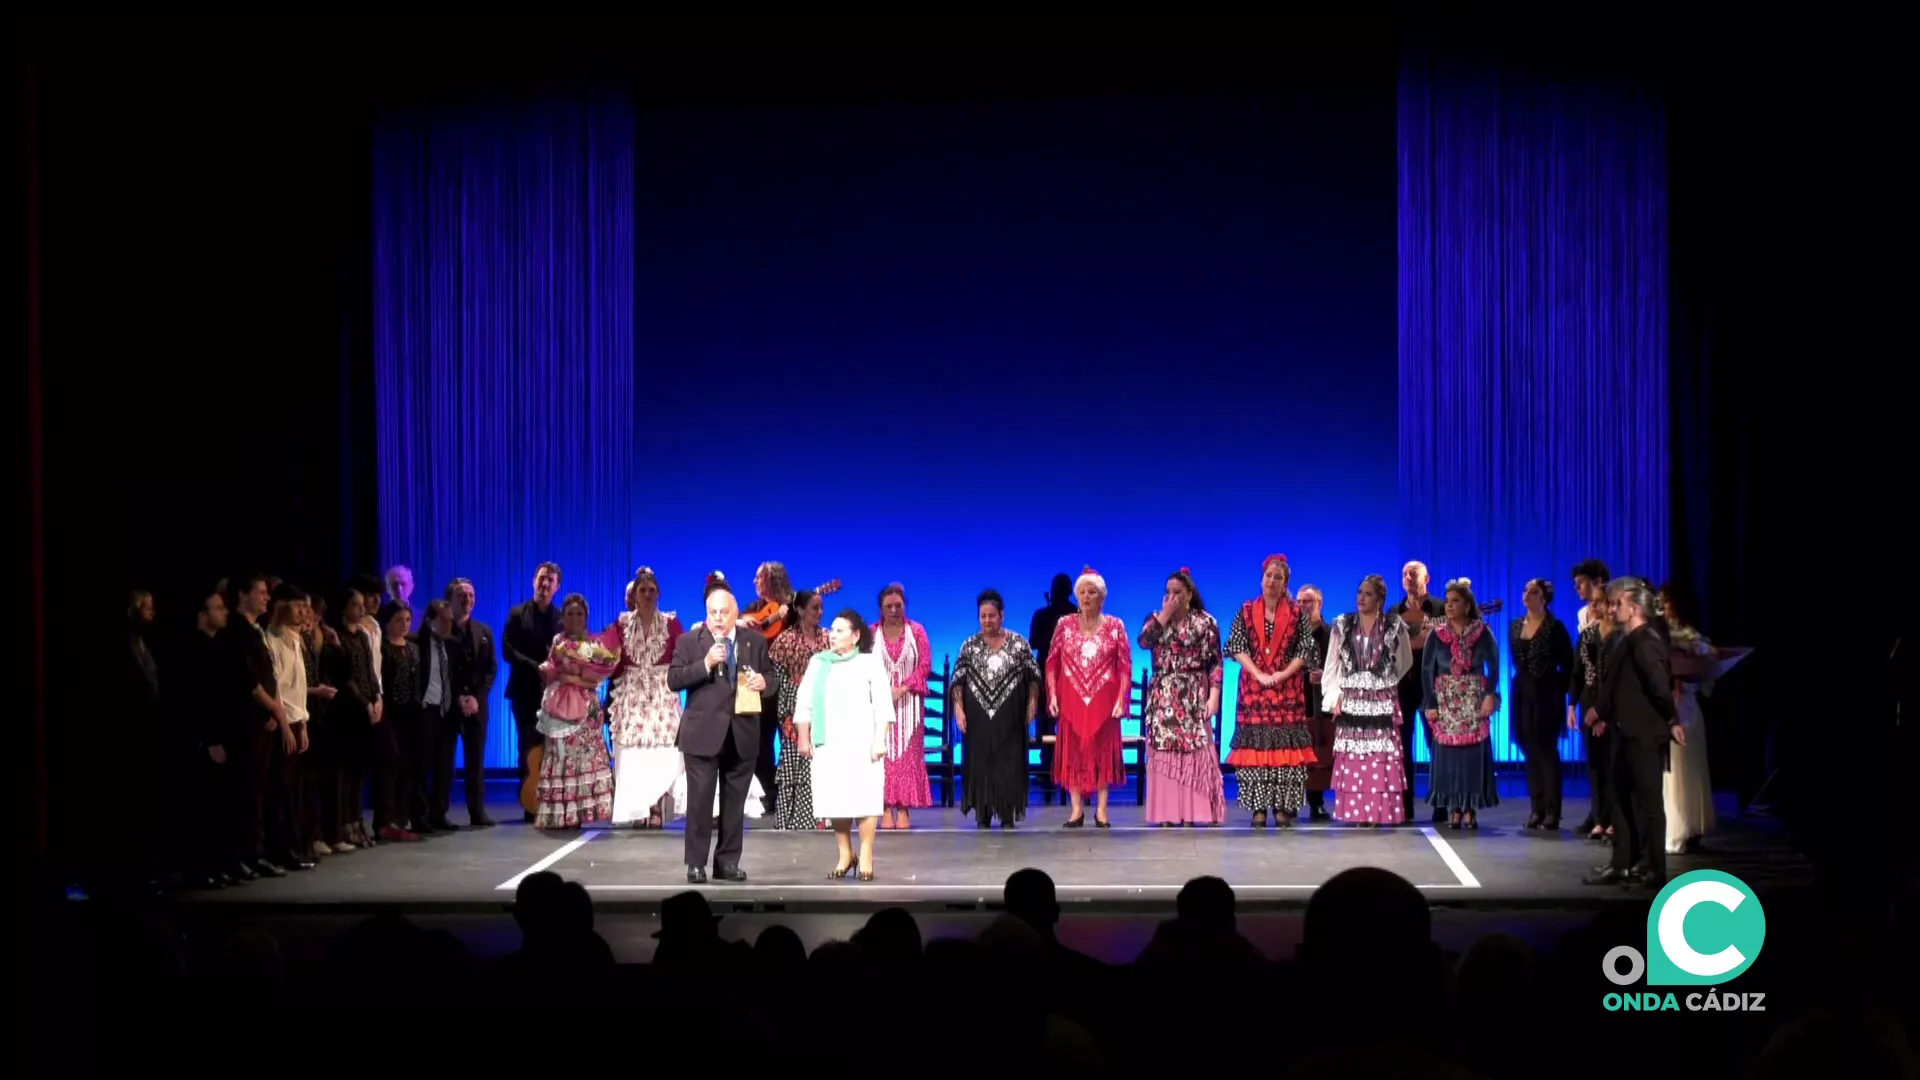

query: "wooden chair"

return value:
[921, 656, 955, 808]
[1026, 673, 1150, 807]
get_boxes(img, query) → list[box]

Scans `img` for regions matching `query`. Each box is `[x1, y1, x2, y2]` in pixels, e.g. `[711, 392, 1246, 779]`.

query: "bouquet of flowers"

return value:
[539, 626, 624, 730]
[1668, 624, 1715, 684]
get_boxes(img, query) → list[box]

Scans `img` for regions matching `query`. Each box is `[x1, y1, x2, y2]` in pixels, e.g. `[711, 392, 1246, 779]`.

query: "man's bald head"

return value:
[706, 588, 739, 636]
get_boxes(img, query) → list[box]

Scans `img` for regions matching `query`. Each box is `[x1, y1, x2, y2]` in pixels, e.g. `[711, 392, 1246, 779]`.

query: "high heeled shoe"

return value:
[1063, 816, 1085, 828]
[828, 858, 854, 879]
[856, 865, 875, 881]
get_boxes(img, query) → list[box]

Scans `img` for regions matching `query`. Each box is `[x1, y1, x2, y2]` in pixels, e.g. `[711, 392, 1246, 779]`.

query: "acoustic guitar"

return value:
[520, 744, 543, 815]
[741, 578, 844, 634]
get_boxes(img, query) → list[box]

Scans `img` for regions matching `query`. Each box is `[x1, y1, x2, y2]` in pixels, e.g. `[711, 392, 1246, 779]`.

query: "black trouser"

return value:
[1609, 730, 1668, 879]
[300, 719, 335, 850]
[1517, 708, 1564, 822]
[1582, 717, 1614, 831]
[683, 727, 755, 870]
[432, 710, 489, 821]
[1397, 666, 1430, 819]
[512, 695, 540, 821]
[334, 709, 369, 837]
[1037, 709, 1059, 804]
[194, 737, 252, 875]
[245, 724, 296, 864]
[364, 711, 402, 830]
[511, 695, 542, 784]
[285, 724, 318, 856]
[392, 703, 434, 828]
[756, 704, 779, 809]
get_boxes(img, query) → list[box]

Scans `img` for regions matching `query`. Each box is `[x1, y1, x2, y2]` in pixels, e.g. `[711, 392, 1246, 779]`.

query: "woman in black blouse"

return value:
[1567, 593, 1619, 842]
[1510, 578, 1575, 829]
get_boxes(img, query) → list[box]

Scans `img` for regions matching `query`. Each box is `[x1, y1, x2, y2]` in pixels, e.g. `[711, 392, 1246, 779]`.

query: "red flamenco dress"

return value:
[1047, 612, 1132, 796]
[1225, 593, 1315, 817]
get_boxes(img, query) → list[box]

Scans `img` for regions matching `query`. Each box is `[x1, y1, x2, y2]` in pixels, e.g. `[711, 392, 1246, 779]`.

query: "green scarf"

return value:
[806, 647, 861, 747]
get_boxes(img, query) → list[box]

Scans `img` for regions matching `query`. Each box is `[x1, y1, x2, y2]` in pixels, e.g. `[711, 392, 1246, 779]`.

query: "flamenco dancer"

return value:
[1422, 578, 1501, 828]
[1225, 555, 1313, 827]
[1138, 568, 1227, 827]
[1046, 567, 1131, 829]
[1321, 575, 1414, 826]
[532, 594, 619, 830]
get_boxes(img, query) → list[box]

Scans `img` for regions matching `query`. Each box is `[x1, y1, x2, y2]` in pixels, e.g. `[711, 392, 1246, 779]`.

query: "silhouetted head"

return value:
[1300, 867, 1436, 978]
[1004, 868, 1060, 933]
[1175, 875, 1236, 935]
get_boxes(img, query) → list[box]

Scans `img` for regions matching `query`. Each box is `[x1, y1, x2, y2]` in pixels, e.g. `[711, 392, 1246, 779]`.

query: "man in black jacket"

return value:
[216, 573, 300, 878]
[1584, 577, 1683, 888]
[439, 577, 498, 827]
[502, 562, 563, 822]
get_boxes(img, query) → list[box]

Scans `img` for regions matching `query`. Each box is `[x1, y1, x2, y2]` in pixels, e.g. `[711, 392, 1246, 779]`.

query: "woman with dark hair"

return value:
[793, 608, 893, 879]
[1568, 583, 1620, 843]
[1511, 577, 1575, 829]
[298, 594, 346, 858]
[1422, 578, 1501, 828]
[769, 588, 828, 830]
[377, 598, 428, 839]
[1138, 568, 1227, 826]
[875, 583, 933, 827]
[1659, 580, 1715, 853]
[335, 588, 391, 847]
[533, 593, 621, 830]
[606, 567, 685, 828]
[952, 588, 1040, 828]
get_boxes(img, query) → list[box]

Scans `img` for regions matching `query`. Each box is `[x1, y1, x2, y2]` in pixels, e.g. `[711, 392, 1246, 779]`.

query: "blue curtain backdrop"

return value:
[1397, 43, 1669, 765]
[371, 95, 637, 771]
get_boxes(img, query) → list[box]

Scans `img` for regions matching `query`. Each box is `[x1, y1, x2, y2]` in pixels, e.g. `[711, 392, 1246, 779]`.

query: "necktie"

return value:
[726, 636, 736, 682]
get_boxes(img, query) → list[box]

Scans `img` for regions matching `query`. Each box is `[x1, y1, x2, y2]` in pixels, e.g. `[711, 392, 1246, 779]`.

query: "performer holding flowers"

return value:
[534, 593, 621, 830]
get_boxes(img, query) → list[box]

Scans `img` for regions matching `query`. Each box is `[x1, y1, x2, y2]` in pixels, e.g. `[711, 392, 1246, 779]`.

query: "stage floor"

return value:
[173, 786, 1808, 916]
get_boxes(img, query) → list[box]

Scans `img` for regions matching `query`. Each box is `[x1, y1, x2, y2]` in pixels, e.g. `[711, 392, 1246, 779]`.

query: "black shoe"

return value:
[469, 813, 496, 828]
[252, 860, 286, 878]
[431, 817, 460, 831]
[686, 866, 707, 884]
[230, 863, 257, 882]
[1583, 867, 1632, 885]
[712, 865, 748, 882]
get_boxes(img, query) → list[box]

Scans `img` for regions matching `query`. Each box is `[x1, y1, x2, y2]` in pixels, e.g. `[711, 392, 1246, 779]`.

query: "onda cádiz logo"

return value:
[1602, 869, 1768, 1013]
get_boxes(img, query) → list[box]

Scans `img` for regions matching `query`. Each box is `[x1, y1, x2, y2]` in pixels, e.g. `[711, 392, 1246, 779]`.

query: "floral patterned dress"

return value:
[605, 608, 684, 824]
[770, 624, 828, 829]
[878, 619, 934, 810]
[1421, 619, 1500, 813]
[534, 629, 619, 830]
[1139, 610, 1227, 825]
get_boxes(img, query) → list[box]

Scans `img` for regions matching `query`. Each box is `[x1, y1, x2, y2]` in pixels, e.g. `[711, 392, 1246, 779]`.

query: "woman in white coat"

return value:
[793, 609, 894, 881]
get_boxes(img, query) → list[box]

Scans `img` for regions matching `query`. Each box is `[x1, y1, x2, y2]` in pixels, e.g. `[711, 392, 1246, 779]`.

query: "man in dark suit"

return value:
[413, 598, 459, 830]
[503, 562, 564, 821]
[439, 577, 498, 827]
[1584, 576, 1682, 888]
[668, 587, 779, 883]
